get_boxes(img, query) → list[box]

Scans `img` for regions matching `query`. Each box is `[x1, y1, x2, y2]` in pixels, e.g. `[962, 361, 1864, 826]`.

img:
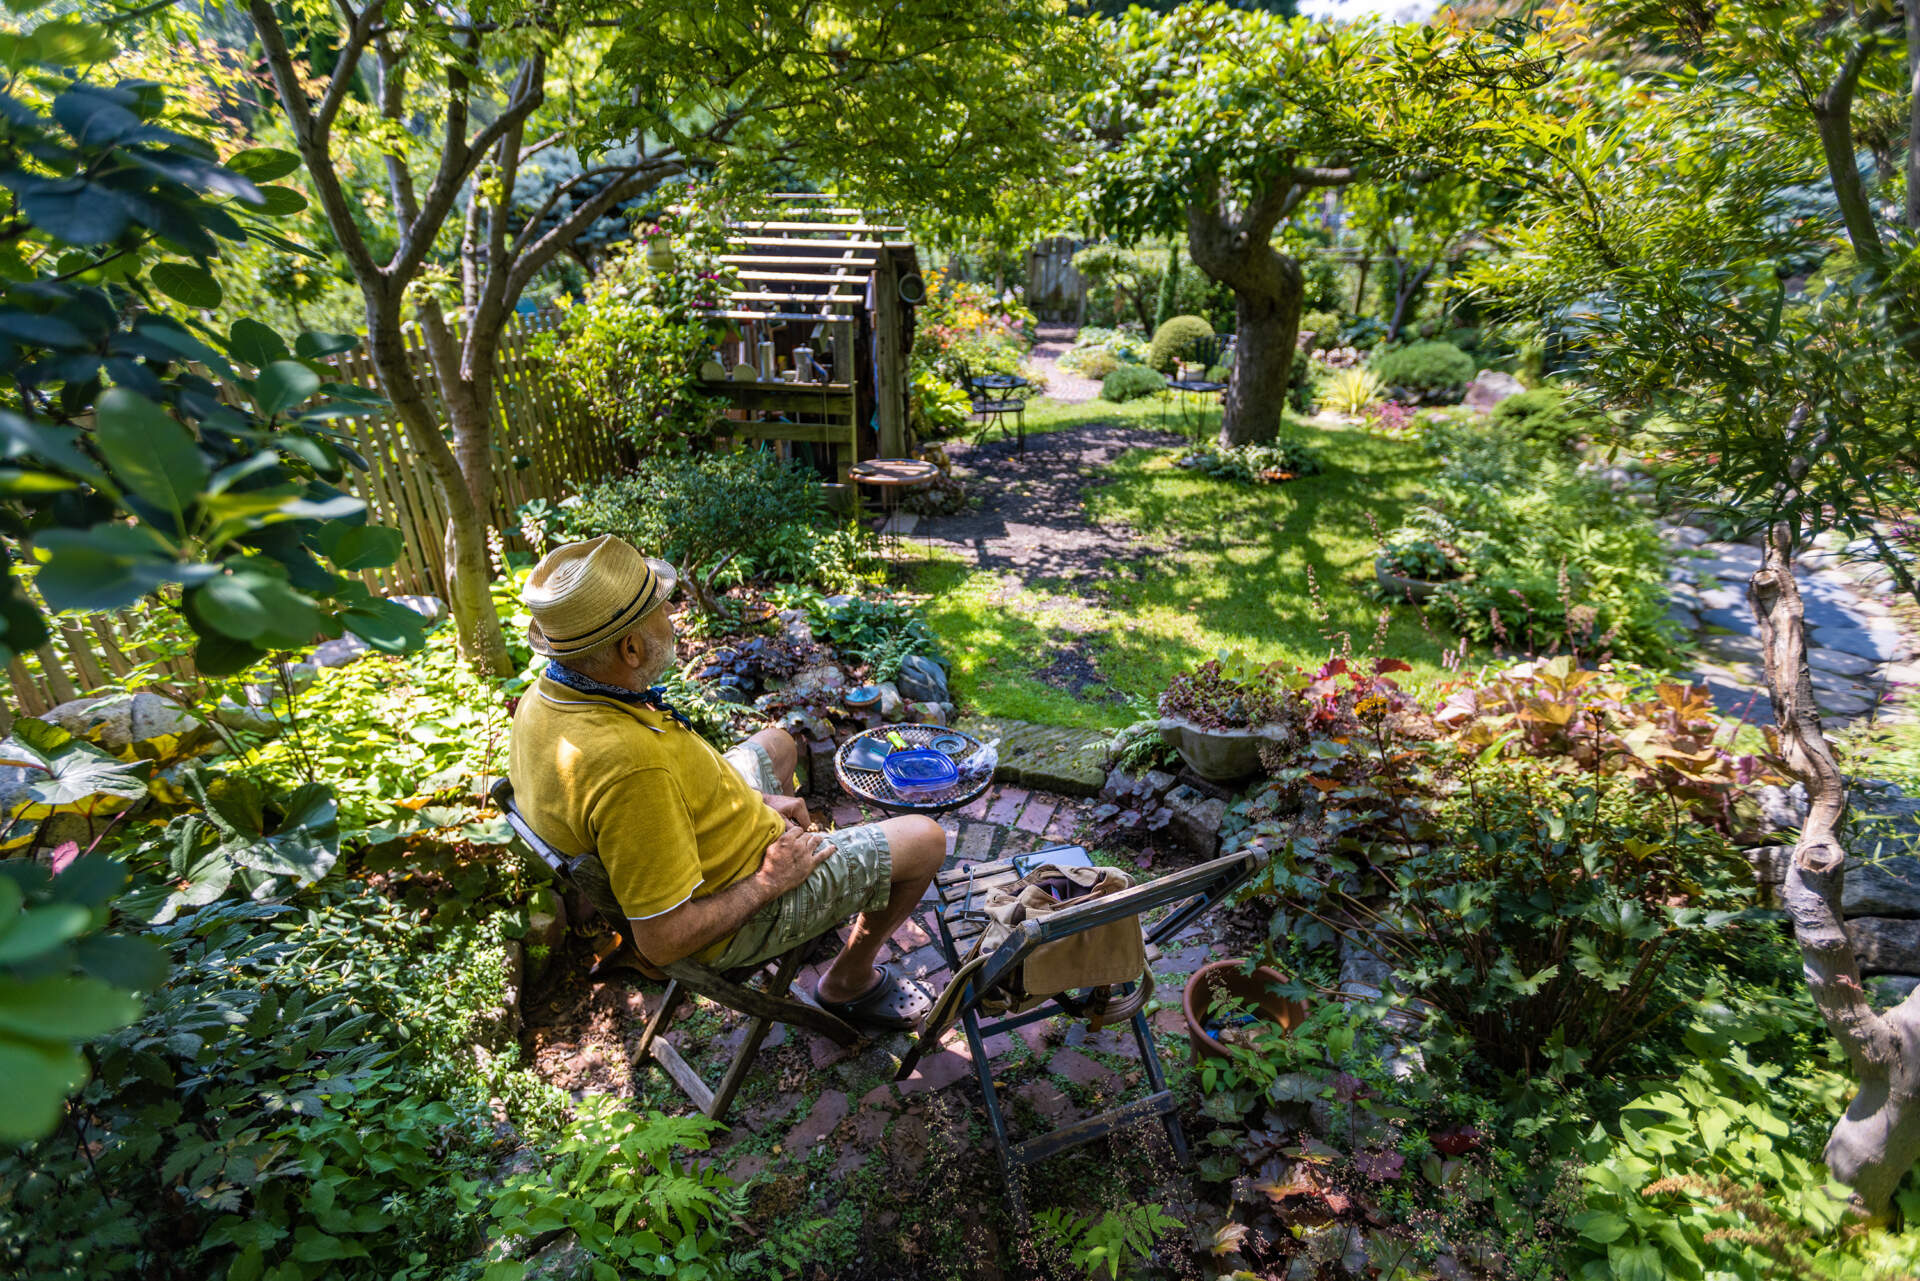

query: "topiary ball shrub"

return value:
[1149, 315, 1214, 372]
[1102, 364, 1168, 403]
[1299, 310, 1344, 349]
[1371, 340, 1475, 403]
[1489, 387, 1601, 449]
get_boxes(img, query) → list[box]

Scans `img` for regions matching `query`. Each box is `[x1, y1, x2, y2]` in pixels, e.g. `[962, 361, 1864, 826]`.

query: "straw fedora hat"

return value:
[522, 535, 678, 658]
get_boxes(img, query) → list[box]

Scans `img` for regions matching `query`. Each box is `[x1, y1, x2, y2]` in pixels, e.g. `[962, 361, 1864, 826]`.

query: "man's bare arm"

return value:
[628, 827, 834, 967]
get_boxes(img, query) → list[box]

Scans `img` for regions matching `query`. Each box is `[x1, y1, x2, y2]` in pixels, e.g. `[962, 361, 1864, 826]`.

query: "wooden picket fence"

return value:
[3, 308, 631, 723]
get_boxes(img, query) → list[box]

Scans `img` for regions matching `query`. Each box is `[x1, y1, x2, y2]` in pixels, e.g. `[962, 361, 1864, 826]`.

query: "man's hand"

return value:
[756, 825, 836, 897]
[764, 793, 810, 829]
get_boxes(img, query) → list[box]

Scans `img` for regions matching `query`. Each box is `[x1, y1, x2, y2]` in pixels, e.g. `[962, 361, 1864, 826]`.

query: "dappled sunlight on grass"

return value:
[910, 414, 1464, 730]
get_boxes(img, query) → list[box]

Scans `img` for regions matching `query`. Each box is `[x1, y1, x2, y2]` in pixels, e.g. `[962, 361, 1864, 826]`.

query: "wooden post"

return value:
[872, 246, 907, 459]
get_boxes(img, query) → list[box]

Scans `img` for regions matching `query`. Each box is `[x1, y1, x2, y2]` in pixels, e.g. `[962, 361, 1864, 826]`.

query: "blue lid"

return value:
[882, 747, 959, 794]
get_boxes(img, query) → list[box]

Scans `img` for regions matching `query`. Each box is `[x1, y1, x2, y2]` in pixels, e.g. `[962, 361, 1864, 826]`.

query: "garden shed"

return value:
[693, 195, 921, 482]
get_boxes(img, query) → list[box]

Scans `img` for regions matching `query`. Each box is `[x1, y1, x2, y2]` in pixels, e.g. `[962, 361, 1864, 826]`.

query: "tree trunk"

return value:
[1749, 529, 1920, 1219]
[1186, 186, 1306, 447]
[1218, 279, 1301, 446]
[1387, 261, 1436, 342]
[364, 312, 514, 677]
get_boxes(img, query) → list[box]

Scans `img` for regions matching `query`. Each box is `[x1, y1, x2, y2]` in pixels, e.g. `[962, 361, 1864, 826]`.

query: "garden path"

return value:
[1662, 523, 1919, 728]
[1029, 321, 1101, 404]
[921, 423, 1188, 582]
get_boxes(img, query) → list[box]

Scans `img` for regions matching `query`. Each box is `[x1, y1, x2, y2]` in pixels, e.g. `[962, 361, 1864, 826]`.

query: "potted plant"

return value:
[1182, 959, 1308, 1061]
[1374, 509, 1468, 602]
[1156, 651, 1300, 783]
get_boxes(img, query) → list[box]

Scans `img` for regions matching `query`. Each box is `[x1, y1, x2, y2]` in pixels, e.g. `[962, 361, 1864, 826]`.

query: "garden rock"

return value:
[877, 682, 906, 720]
[1462, 369, 1525, 413]
[1163, 784, 1227, 856]
[1844, 857, 1920, 918]
[786, 663, 846, 699]
[1870, 975, 1920, 1005]
[1844, 916, 1920, 973]
[896, 655, 950, 703]
[0, 764, 33, 819]
[1810, 647, 1879, 678]
[311, 635, 370, 668]
[390, 593, 447, 621]
[210, 698, 282, 738]
[42, 692, 215, 759]
[1757, 783, 1809, 833]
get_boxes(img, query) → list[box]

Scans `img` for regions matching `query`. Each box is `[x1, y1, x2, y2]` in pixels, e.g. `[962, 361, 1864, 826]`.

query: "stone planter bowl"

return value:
[1156, 715, 1290, 784]
[1183, 960, 1308, 1062]
[1374, 557, 1459, 604]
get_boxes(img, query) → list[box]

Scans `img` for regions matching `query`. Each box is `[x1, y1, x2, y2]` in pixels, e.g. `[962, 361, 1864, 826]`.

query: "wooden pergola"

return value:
[692, 195, 920, 482]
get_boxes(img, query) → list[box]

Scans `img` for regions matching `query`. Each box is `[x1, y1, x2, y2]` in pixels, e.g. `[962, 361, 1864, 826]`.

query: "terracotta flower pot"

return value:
[1155, 715, 1291, 784]
[1183, 960, 1308, 1062]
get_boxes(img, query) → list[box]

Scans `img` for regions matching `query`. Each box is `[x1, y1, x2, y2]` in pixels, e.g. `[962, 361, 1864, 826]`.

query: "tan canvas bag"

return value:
[921, 863, 1153, 1040]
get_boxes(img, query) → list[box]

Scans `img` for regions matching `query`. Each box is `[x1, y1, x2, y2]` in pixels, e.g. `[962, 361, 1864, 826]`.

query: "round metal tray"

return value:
[834, 722, 992, 815]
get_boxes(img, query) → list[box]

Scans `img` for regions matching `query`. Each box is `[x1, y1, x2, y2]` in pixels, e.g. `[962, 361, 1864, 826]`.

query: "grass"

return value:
[906, 399, 1460, 731]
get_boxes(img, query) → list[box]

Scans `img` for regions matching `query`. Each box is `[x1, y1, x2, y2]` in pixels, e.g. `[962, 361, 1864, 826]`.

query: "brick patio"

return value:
[629, 779, 1223, 1196]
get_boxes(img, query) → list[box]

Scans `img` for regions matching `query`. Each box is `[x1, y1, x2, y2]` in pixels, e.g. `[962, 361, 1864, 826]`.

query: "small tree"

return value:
[1475, 1, 1920, 1216]
[234, 0, 1089, 674]
[1082, 8, 1560, 446]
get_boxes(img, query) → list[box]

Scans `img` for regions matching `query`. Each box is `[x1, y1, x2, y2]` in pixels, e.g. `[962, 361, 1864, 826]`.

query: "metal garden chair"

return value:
[950, 356, 1027, 452]
[897, 842, 1268, 1220]
[490, 779, 860, 1123]
[1163, 333, 1231, 435]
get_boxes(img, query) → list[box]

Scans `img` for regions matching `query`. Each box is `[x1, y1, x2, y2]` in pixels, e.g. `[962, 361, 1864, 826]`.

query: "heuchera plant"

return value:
[1160, 650, 1302, 729]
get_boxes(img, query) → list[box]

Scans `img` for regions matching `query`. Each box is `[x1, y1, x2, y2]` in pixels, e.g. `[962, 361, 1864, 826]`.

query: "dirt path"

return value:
[923, 423, 1188, 583]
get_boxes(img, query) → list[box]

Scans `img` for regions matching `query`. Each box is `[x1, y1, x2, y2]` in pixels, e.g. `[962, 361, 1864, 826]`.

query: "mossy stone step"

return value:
[955, 715, 1113, 796]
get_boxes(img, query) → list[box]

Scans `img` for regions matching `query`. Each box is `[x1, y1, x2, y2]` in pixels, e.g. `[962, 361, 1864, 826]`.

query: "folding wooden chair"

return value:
[896, 843, 1267, 1220]
[490, 780, 859, 1123]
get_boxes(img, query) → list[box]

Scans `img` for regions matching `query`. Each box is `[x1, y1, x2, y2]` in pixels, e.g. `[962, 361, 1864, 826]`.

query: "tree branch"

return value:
[1813, 30, 1886, 265]
[317, 0, 382, 133]
[390, 50, 546, 284]
[503, 157, 682, 302]
[246, 0, 385, 289]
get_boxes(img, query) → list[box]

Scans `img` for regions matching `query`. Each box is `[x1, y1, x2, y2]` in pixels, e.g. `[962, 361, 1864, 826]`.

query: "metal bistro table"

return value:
[834, 723, 993, 817]
[846, 457, 939, 556]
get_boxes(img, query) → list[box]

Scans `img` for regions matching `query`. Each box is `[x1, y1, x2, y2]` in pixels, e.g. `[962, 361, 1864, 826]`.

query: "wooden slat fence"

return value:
[3, 308, 630, 725]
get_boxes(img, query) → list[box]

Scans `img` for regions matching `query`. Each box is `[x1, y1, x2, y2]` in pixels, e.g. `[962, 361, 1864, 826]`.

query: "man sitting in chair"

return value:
[508, 535, 944, 1031]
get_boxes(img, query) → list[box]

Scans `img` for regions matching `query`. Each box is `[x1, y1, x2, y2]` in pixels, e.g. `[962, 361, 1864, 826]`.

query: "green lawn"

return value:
[908, 400, 1461, 730]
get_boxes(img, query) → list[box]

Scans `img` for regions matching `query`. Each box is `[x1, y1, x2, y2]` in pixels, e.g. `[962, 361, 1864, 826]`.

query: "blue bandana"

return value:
[544, 659, 695, 731]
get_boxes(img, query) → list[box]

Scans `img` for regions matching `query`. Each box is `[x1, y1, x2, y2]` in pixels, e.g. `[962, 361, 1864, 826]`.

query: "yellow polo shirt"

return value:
[507, 676, 781, 942]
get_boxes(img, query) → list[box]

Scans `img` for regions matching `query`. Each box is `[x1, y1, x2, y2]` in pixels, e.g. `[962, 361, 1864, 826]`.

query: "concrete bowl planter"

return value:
[1374, 557, 1460, 604]
[1155, 715, 1292, 784]
[1184, 960, 1309, 1061]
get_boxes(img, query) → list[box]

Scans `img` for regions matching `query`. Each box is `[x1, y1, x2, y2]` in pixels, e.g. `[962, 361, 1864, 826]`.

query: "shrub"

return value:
[1361, 399, 1418, 438]
[1101, 363, 1167, 403]
[1173, 438, 1322, 485]
[909, 366, 973, 439]
[1444, 324, 1483, 352]
[1489, 386, 1601, 448]
[1378, 508, 1464, 580]
[1299, 310, 1344, 349]
[1060, 345, 1121, 379]
[1320, 366, 1383, 415]
[807, 594, 942, 682]
[542, 202, 734, 452]
[1413, 421, 1674, 663]
[1149, 314, 1214, 372]
[566, 450, 839, 614]
[1372, 340, 1475, 403]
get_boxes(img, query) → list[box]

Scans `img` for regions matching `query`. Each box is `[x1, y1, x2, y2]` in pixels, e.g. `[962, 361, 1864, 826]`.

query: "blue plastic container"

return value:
[882, 747, 959, 797]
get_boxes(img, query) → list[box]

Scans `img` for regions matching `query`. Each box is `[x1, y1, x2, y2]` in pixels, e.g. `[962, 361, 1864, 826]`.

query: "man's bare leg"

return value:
[818, 814, 946, 1003]
[748, 728, 800, 793]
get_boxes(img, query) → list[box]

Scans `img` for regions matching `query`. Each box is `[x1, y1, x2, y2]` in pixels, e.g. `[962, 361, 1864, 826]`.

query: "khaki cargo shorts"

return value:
[710, 739, 893, 971]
